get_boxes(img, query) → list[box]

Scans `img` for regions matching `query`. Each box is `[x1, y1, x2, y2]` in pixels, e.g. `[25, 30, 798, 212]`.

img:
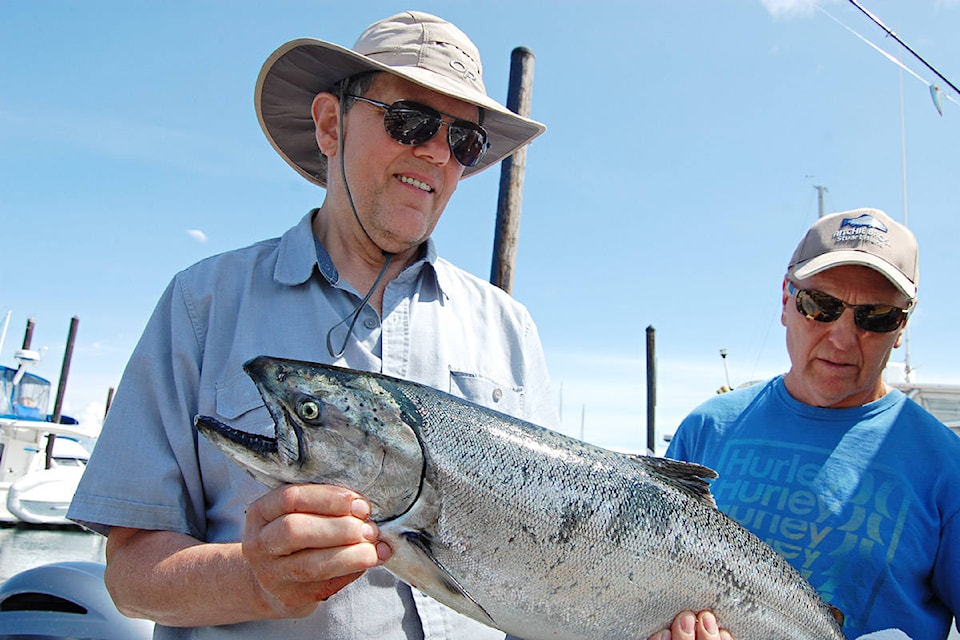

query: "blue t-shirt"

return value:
[667, 376, 960, 640]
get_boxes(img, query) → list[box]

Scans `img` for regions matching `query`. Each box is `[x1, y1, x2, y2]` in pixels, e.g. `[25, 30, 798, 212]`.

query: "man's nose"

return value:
[826, 308, 861, 348]
[412, 127, 452, 166]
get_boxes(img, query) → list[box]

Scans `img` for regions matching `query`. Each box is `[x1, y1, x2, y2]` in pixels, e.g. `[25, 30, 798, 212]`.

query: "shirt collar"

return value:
[274, 210, 322, 286]
[273, 209, 445, 295]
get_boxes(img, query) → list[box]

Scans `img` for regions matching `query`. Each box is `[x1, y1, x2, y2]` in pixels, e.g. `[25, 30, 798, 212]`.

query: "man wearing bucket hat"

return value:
[658, 209, 960, 640]
[69, 11, 557, 639]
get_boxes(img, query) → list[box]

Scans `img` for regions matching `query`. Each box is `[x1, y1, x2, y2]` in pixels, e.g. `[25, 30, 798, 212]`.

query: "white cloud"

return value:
[760, 0, 829, 19]
[187, 229, 208, 243]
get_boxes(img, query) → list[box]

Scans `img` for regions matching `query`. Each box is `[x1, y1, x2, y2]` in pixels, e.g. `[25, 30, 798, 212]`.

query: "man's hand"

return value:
[243, 484, 392, 618]
[647, 610, 734, 640]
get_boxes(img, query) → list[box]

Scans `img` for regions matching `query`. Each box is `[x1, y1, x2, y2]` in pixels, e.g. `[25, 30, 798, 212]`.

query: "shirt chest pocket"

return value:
[449, 370, 524, 417]
[213, 371, 274, 435]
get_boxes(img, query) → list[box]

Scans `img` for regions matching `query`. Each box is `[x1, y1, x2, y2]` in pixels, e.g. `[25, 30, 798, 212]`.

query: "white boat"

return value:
[0, 356, 92, 526]
[5, 437, 89, 525]
[892, 381, 960, 438]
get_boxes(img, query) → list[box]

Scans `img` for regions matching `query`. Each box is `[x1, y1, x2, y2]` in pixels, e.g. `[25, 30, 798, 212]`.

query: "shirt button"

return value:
[363, 318, 378, 329]
[492, 388, 503, 402]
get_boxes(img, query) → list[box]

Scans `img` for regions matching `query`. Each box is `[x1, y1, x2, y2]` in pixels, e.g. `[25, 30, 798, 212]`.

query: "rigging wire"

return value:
[844, 0, 960, 98]
[816, 3, 959, 113]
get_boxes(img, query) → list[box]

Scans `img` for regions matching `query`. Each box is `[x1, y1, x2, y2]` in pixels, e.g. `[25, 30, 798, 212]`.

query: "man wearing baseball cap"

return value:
[69, 11, 556, 639]
[661, 209, 960, 640]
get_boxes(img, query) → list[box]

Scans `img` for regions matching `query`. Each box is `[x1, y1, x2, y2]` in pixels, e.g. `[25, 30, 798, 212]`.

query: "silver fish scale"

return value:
[382, 382, 846, 640]
[196, 358, 846, 640]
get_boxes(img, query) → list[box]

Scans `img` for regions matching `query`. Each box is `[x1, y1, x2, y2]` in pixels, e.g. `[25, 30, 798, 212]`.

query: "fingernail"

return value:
[361, 522, 378, 541]
[351, 498, 370, 519]
[701, 611, 719, 635]
[680, 612, 696, 634]
[376, 541, 392, 561]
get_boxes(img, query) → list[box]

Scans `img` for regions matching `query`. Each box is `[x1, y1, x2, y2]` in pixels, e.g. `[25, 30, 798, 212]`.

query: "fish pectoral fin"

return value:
[633, 455, 719, 508]
[401, 531, 496, 627]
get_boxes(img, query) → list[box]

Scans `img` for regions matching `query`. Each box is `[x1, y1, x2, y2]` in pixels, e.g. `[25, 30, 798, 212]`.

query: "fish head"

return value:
[195, 356, 425, 521]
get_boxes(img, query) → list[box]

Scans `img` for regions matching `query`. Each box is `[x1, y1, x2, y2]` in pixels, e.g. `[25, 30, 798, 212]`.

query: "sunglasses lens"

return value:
[384, 103, 443, 146]
[856, 306, 906, 333]
[448, 123, 488, 167]
[382, 101, 488, 167]
[797, 290, 843, 322]
[795, 288, 905, 333]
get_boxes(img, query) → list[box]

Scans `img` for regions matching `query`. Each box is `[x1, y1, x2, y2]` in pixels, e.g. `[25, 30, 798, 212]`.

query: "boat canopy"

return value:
[0, 365, 51, 421]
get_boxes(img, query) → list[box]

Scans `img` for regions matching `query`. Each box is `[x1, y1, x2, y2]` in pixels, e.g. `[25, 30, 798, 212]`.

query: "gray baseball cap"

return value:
[255, 11, 546, 188]
[787, 208, 919, 300]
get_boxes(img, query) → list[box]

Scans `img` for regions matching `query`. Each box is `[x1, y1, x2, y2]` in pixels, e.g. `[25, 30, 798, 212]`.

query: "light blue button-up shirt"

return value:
[69, 210, 559, 640]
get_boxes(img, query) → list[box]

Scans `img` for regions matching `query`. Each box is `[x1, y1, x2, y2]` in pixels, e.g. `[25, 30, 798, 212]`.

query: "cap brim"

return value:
[790, 250, 918, 299]
[255, 38, 546, 188]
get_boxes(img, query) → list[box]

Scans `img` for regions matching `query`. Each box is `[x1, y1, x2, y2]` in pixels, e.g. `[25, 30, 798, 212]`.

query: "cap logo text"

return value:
[449, 59, 478, 82]
[834, 214, 890, 249]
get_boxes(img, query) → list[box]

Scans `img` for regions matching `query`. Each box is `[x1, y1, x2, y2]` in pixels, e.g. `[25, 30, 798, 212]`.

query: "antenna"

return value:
[0, 309, 11, 355]
[814, 185, 828, 218]
[719, 349, 732, 393]
[898, 58, 914, 384]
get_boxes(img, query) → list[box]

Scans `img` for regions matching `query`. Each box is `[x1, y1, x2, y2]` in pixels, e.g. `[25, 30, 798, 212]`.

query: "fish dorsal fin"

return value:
[829, 605, 845, 628]
[633, 456, 719, 507]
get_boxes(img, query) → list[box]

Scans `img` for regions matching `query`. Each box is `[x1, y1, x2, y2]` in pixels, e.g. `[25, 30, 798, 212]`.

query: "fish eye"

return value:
[297, 399, 322, 421]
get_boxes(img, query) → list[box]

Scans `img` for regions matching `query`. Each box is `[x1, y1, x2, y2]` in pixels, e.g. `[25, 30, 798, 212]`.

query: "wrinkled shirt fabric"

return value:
[667, 376, 960, 640]
[69, 210, 559, 640]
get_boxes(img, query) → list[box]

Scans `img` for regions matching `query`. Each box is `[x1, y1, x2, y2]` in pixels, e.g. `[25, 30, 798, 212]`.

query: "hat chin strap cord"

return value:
[326, 93, 395, 359]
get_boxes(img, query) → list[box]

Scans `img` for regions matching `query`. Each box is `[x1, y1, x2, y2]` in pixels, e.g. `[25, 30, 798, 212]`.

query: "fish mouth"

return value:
[193, 413, 295, 490]
[194, 414, 280, 457]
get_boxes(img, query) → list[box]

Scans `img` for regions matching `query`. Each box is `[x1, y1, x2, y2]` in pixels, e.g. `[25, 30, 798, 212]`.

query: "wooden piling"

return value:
[490, 46, 537, 294]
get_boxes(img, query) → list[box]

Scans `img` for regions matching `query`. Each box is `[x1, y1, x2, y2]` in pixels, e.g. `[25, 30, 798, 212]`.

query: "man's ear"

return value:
[780, 276, 791, 328]
[312, 92, 340, 157]
[893, 324, 906, 349]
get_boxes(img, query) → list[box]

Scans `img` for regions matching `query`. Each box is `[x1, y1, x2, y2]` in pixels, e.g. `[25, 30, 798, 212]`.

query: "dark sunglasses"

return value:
[787, 282, 910, 333]
[346, 95, 490, 168]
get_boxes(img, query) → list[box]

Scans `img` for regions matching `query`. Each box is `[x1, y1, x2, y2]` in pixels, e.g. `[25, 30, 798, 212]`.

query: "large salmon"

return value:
[195, 356, 845, 640]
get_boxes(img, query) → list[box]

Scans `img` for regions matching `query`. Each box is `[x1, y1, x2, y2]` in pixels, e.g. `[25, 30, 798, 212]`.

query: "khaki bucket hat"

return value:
[255, 11, 546, 188]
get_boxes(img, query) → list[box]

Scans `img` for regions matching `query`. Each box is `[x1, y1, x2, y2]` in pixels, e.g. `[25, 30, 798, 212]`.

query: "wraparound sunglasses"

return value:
[346, 95, 490, 168]
[787, 282, 910, 333]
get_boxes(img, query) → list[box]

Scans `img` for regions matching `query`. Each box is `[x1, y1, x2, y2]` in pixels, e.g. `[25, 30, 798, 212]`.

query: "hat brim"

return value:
[790, 250, 918, 300]
[255, 38, 546, 188]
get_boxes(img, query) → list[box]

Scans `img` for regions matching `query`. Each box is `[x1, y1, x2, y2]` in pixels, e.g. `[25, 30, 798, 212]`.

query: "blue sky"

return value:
[2, 1, 958, 454]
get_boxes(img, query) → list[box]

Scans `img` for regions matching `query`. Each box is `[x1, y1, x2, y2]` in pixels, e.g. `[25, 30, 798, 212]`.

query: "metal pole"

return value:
[46, 316, 79, 468]
[12, 318, 37, 386]
[490, 46, 536, 294]
[21, 318, 35, 350]
[0, 309, 11, 355]
[814, 185, 828, 218]
[646, 326, 656, 455]
[720, 349, 731, 389]
[105, 387, 115, 418]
